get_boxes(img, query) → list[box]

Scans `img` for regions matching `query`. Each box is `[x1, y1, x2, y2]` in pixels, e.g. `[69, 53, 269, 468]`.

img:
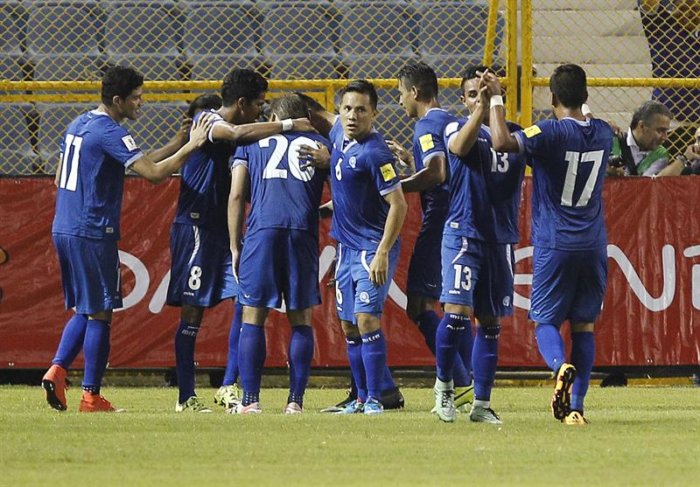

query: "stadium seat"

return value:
[25, 2, 102, 56]
[260, 2, 338, 57]
[268, 55, 337, 80]
[337, 2, 416, 57]
[0, 54, 25, 80]
[374, 104, 412, 149]
[108, 54, 181, 80]
[32, 54, 104, 81]
[0, 2, 24, 56]
[183, 3, 259, 58]
[418, 3, 503, 59]
[188, 54, 261, 81]
[123, 102, 188, 154]
[36, 103, 94, 165]
[0, 103, 34, 154]
[105, 4, 180, 56]
[0, 149, 44, 175]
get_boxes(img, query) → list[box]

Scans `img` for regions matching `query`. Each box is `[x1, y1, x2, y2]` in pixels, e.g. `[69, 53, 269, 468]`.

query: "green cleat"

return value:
[214, 384, 241, 409]
[454, 384, 474, 413]
[176, 396, 212, 413]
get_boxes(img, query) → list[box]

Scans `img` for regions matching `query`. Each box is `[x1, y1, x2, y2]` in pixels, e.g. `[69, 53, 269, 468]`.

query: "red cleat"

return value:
[79, 392, 124, 413]
[42, 364, 68, 411]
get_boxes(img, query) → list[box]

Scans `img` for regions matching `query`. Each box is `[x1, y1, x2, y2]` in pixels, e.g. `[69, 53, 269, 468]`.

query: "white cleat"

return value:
[227, 401, 262, 415]
[284, 402, 303, 414]
[433, 378, 456, 423]
[469, 405, 502, 424]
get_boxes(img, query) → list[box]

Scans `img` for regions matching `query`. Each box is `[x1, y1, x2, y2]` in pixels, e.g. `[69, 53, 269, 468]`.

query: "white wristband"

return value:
[581, 103, 592, 116]
[489, 95, 504, 109]
[281, 119, 293, 131]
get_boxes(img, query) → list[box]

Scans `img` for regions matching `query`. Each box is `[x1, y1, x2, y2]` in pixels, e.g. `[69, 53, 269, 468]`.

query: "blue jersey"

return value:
[329, 119, 401, 250]
[412, 108, 454, 217]
[231, 131, 331, 236]
[514, 117, 612, 250]
[443, 119, 525, 243]
[52, 110, 143, 241]
[174, 110, 234, 234]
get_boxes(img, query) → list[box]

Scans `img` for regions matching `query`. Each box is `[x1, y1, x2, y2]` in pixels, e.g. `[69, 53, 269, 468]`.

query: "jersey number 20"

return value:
[261, 135, 316, 182]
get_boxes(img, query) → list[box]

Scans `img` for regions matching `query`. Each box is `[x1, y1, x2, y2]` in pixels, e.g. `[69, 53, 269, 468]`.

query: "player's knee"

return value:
[341, 320, 359, 338]
[571, 322, 594, 333]
[288, 308, 313, 326]
[406, 295, 435, 322]
[476, 320, 501, 339]
[444, 303, 472, 317]
[89, 310, 112, 322]
[181, 305, 204, 325]
[242, 306, 268, 326]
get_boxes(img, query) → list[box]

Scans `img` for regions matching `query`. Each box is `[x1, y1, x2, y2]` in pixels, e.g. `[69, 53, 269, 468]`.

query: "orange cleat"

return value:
[551, 363, 576, 420]
[562, 410, 589, 426]
[79, 392, 124, 413]
[42, 364, 68, 411]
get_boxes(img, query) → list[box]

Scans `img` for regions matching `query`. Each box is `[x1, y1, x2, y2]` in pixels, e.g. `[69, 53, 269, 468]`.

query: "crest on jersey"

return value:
[419, 133, 434, 152]
[359, 291, 370, 304]
[121, 135, 138, 151]
[380, 163, 396, 182]
[523, 125, 542, 138]
[349, 156, 356, 168]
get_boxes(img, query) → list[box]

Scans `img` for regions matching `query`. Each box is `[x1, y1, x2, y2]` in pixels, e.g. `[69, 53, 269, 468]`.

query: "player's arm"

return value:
[210, 118, 314, 144]
[448, 102, 487, 158]
[145, 115, 192, 162]
[400, 154, 446, 192]
[479, 72, 520, 153]
[370, 187, 407, 286]
[227, 163, 249, 278]
[130, 113, 213, 184]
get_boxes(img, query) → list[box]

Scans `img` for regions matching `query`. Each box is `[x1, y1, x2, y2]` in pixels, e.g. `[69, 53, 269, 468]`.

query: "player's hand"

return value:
[386, 140, 412, 166]
[298, 142, 330, 169]
[230, 246, 241, 282]
[369, 250, 389, 286]
[188, 113, 214, 148]
[478, 70, 502, 98]
[292, 118, 317, 133]
[175, 115, 193, 146]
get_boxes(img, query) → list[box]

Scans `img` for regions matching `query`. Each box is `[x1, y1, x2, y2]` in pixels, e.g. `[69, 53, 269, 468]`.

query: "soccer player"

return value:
[487, 64, 612, 425]
[41, 66, 213, 412]
[166, 69, 314, 413]
[328, 80, 408, 415]
[433, 65, 527, 424]
[227, 94, 331, 414]
[394, 61, 475, 412]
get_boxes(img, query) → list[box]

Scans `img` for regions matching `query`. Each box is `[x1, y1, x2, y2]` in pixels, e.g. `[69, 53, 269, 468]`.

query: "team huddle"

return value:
[41, 62, 613, 426]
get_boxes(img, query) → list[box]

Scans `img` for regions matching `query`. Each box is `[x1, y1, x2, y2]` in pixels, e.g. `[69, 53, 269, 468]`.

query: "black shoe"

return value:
[379, 386, 405, 410]
[320, 390, 357, 413]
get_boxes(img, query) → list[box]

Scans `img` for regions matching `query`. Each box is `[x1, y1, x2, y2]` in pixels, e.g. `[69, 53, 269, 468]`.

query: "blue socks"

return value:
[346, 336, 367, 401]
[571, 331, 595, 413]
[239, 323, 266, 405]
[222, 301, 243, 386]
[435, 313, 471, 383]
[82, 319, 111, 395]
[53, 314, 88, 369]
[361, 330, 387, 400]
[174, 319, 201, 403]
[415, 310, 439, 354]
[535, 323, 566, 372]
[288, 325, 314, 406]
[472, 324, 500, 401]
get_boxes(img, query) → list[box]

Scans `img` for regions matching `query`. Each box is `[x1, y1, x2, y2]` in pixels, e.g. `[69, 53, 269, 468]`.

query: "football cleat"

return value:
[334, 399, 364, 415]
[469, 405, 502, 424]
[320, 390, 356, 413]
[379, 386, 405, 410]
[284, 402, 303, 415]
[454, 384, 475, 413]
[363, 397, 384, 415]
[562, 410, 589, 426]
[214, 384, 241, 409]
[434, 379, 456, 423]
[229, 402, 262, 415]
[42, 364, 68, 411]
[175, 396, 212, 413]
[78, 392, 124, 413]
[551, 363, 577, 420]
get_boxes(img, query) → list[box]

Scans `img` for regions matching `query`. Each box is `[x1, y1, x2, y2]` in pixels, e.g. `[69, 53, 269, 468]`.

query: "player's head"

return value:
[101, 65, 144, 121]
[268, 94, 308, 122]
[221, 68, 268, 124]
[187, 94, 222, 118]
[460, 65, 503, 123]
[294, 92, 325, 114]
[630, 100, 672, 151]
[338, 80, 378, 141]
[549, 64, 588, 110]
[396, 62, 439, 118]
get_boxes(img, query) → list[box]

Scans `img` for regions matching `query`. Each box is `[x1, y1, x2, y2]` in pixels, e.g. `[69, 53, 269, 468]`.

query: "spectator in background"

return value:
[679, 126, 700, 174]
[639, 0, 700, 156]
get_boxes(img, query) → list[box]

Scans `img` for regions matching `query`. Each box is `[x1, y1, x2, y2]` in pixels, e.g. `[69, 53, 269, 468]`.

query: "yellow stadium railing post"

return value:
[505, 0, 517, 121]
[520, 0, 533, 129]
[483, 0, 500, 68]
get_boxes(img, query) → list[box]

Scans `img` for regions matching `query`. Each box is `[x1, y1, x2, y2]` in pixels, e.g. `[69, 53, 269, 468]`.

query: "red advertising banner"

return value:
[0, 177, 698, 369]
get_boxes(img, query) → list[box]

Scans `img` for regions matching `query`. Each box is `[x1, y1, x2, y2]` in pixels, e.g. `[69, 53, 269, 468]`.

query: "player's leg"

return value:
[285, 309, 314, 414]
[565, 322, 594, 425]
[79, 308, 122, 413]
[215, 299, 243, 409]
[235, 306, 268, 414]
[530, 246, 577, 420]
[173, 304, 212, 413]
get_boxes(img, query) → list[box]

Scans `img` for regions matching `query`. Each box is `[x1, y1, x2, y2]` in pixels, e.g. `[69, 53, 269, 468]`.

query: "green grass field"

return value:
[1, 385, 698, 486]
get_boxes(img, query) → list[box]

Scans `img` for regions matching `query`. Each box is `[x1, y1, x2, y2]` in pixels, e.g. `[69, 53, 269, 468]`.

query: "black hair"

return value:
[460, 64, 505, 92]
[101, 65, 143, 106]
[221, 68, 268, 107]
[186, 94, 223, 118]
[338, 79, 378, 110]
[549, 64, 588, 109]
[269, 94, 308, 120]
[294, 91, 325, 112]
[396, 61, 438, 100]
[630, 100, 672, 129]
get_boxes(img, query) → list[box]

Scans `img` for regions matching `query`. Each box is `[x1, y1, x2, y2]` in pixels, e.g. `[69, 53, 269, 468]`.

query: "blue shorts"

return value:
[166, 224, 237, 308]
[407, 219, 443, 299]
[529, 246, 608, 325]
[52, 233, 122, 314]
[473, 243, 515, 318]
[335, 242, 400, 324]
[238, 228, 320, 310]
